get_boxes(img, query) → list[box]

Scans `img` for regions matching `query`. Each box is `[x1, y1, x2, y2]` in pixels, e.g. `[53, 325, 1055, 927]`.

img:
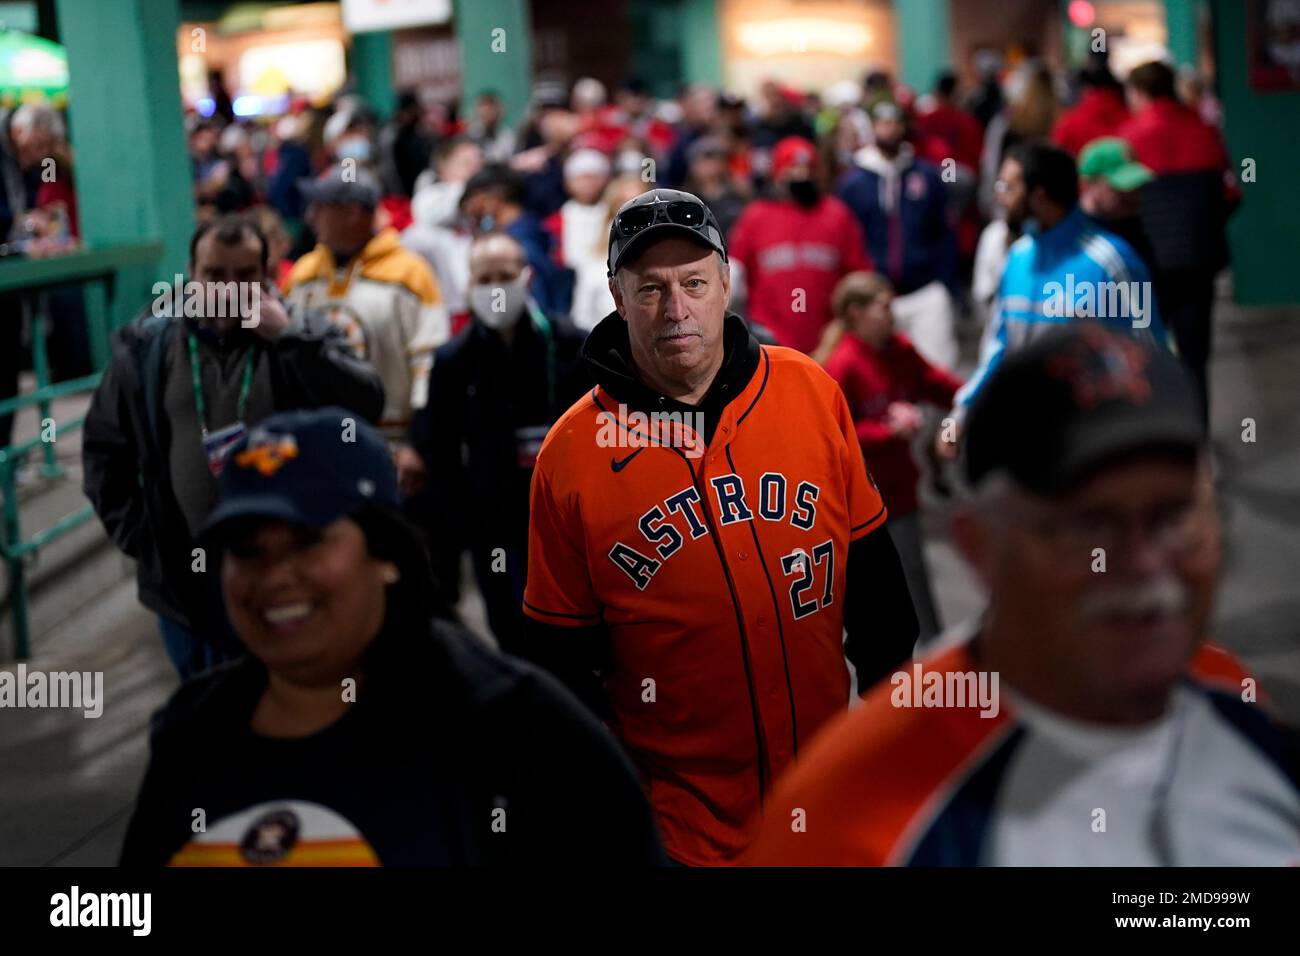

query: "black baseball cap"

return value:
[964, 324, 1206, 495]
[201, 407, 399, 543]
[607, 188, 727, 278]
[297, 164, 382, 209]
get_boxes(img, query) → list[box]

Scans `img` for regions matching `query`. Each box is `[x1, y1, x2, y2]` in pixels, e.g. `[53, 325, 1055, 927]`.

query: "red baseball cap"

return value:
[771, 136, 818, 180]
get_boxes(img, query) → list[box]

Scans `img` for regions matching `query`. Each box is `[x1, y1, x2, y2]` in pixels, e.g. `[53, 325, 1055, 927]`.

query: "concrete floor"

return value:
[1, 295, 1296, 866]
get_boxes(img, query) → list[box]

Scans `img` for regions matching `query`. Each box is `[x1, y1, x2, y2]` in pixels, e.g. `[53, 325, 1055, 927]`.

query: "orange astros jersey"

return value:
[524, 344, 888, 865]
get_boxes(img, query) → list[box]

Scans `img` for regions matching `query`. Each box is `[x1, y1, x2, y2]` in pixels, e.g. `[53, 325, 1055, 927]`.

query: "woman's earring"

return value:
[382, 566, 400, 585]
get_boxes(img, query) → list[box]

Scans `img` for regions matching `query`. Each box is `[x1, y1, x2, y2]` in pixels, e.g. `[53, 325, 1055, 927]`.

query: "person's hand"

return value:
[207, 160, 230, 188]
[509, 146, 551, 174]
[886, 401, 923, 440]
[249, 284, 292, 340]
[394, 444, 426, 497]
[934, 418, 962, 460]
[25, 235, 76, 258]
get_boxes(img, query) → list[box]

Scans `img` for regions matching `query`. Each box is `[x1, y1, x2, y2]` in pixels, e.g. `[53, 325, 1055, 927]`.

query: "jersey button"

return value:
[738, 551, 749, 560]
[757, 615, 768, 626]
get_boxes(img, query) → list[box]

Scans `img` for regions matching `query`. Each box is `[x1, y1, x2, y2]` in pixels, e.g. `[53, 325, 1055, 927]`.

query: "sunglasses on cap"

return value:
[612, 198, 712, 239]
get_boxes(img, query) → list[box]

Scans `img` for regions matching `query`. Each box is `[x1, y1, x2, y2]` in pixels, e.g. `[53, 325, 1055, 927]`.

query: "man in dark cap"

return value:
[748, 323, 1300, 866]
[521, 188, 918, 865]
[284, 163, 448, 496]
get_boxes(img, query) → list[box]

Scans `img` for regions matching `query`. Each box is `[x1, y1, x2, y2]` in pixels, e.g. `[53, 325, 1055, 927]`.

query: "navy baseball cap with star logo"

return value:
[201, 406, 400, 543]
[964, 324, 1206, 494]
[607, 188, 727, 277]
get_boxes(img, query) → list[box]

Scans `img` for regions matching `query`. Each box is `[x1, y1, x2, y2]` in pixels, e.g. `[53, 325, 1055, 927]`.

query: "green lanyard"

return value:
[186, 331, 254, 438]
[525, 302, 557, 416]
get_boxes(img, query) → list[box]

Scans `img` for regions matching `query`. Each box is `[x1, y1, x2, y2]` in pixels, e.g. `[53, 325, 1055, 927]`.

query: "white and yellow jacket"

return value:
[284, 228, 448, 438]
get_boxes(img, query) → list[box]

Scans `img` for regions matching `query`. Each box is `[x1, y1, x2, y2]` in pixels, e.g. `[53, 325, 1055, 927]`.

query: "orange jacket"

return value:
[745, 641, 1270, 866]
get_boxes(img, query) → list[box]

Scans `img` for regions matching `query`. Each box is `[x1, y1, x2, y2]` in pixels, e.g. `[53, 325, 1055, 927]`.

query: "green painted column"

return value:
[454, 0, 531, 129]
[1061, 0, 1091, 69]
[351, 30, 396, 121]
[55, 0, 193, 327]
[681, 0, 723, 87]
[1210, 0, 1299, 305]
[1165, 0, 1200, 68]
[895, 0, 950, 93]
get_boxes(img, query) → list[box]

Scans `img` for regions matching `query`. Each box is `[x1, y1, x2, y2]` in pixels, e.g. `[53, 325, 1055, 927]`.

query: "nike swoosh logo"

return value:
[610, 449, 644, 472]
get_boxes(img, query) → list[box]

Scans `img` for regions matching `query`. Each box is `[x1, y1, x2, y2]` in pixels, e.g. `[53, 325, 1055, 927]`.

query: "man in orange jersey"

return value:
[521, 188, 919, 865]
[747, 325, 1300, 866]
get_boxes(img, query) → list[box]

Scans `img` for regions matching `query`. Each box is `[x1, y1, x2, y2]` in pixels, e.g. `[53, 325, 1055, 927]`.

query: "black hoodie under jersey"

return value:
[520, 311, 920, 722]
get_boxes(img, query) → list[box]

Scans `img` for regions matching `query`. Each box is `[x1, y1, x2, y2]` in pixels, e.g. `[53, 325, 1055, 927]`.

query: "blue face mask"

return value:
[336, 137, 372, 163]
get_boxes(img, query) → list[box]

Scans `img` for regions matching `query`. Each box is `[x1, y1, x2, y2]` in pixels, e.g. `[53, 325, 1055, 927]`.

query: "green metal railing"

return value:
[0, 242, 163, 658]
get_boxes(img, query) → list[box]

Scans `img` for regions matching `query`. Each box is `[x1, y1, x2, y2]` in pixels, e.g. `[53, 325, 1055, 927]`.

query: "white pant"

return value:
[890, 280, 958, 372]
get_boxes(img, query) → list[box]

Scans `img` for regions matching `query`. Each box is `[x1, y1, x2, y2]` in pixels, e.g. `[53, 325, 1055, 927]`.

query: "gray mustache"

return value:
[1076, 573, 1190, 623]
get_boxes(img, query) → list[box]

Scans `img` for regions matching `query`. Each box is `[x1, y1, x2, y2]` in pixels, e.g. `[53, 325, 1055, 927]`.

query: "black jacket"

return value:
[120, 619, 664, 866]
[1137, 170, 1231, 273]
[82, 308, 384, 633]
[411, 311, 588, 563]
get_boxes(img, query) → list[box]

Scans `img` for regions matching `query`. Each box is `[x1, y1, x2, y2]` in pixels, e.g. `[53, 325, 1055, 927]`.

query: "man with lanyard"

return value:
[411, 233, 588, 653]
[84, 215, 384, 679]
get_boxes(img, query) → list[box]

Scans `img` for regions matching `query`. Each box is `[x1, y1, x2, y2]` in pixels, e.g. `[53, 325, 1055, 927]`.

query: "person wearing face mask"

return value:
[326, 109, 375, 167]
[460, 163, 573, 315]
[284, 165, 449, 498]
[410, 234, 589, 652]
[727, 136, 871, 355]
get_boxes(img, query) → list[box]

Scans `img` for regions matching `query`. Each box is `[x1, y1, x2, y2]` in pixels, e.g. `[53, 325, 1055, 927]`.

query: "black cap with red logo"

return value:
[964, 324, 1206, 494]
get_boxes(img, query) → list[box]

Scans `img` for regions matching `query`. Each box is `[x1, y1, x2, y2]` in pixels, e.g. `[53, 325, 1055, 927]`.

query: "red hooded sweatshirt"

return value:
[1051, 87, 1131, 157]
[823, 330, 963, 516]
[728, 196, 871, 354]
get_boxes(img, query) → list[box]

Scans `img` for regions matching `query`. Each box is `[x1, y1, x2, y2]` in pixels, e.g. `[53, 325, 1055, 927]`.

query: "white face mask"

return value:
[470, 277, 530, 329]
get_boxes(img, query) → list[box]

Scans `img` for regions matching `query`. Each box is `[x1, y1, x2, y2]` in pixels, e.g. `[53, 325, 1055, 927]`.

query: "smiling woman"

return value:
[216, 503, 434, 738]
[117, 407, 664, 867]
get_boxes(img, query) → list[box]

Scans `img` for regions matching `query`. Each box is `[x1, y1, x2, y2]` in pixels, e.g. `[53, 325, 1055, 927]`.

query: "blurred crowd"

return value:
[59, 43, 1297, 871]
[157, 51, 1238, 645]
[1, 102, 85, 452]
[184, 51, 1236, 378]
[0, 45, 1239, 641]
